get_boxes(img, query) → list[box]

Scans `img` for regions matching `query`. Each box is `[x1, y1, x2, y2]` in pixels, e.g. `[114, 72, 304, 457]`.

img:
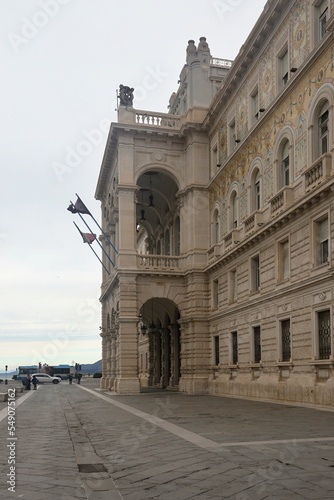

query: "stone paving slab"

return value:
[0, 378, 334, 499]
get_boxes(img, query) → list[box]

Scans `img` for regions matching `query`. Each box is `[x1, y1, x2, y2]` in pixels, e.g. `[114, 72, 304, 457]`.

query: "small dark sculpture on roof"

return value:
[119, 85, 134, 106]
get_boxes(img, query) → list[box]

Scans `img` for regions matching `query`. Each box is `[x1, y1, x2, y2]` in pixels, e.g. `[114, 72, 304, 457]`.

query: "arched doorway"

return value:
[138, 298, 181, 390]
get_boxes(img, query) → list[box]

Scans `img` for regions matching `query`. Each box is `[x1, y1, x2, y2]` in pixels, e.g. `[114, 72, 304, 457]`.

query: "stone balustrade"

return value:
[210, 57, 233, 68]
[135, 111, 181, 129]
[137, 254, 180, 270]
[270, 186, 294, 216]
[303, 153, 332, 190]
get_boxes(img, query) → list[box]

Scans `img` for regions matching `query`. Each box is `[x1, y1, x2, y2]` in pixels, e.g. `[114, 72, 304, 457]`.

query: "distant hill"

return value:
[0, 360, 102, 378]
[80, 359, 102, 374]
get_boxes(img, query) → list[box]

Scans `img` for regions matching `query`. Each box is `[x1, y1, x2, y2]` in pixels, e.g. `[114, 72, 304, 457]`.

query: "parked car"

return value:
[30, 373, 61, 384]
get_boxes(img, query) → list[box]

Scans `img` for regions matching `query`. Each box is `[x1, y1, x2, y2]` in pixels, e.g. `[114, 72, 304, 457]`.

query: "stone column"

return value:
[148, 332, 155, 386]
[113, 274, 140, 394]
[105, 331, 111, 389]
[100, 330, 108, 389]
[154, 331, 161, 386]
[160, 328, 170, 389]
[169, 326, 175, 387]
[109, 331, 117, 390]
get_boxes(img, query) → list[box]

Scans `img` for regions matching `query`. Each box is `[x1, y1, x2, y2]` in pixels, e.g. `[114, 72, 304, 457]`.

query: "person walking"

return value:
[68, 374, 73, 385]
[25, 374, 31, 390]
[77, 373, 82, 384]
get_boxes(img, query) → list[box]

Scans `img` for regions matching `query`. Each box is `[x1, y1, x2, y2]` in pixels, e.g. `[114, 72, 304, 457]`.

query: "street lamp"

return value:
[5, 365, 8, 385]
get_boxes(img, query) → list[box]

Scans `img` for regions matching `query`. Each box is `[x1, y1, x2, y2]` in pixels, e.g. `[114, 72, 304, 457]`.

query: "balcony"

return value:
[244, 210, 265, 235]
[223, 228, 242, 250]
[303, 154, 332, 192]
[208, 244, 222, 262]
[270, 186, 294, 216]
[137, 254, 180, 271]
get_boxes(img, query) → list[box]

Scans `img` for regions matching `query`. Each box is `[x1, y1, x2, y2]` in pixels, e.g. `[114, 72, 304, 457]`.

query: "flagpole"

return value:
[76, 193, 119, 254]
[76, 211, 115, 268]
[73, 222, 110, 275]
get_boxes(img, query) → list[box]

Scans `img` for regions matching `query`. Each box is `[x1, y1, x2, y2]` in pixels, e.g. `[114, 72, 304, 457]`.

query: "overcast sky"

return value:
[0, 0, 268, 373]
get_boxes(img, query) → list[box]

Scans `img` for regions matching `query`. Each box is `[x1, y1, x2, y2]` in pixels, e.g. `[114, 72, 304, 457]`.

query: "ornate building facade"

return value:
[95, 0, 334, 406]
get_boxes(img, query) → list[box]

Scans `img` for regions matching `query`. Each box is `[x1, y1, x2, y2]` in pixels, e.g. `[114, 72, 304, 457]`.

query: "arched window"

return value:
[281, 140, 290, 187]
[212, 209, 220, 244]
[318, 101, 329, 157]
[157, 240, 161, 255]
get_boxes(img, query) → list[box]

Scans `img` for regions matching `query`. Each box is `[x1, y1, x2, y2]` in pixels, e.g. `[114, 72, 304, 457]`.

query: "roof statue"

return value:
[119, 85, 134, 106]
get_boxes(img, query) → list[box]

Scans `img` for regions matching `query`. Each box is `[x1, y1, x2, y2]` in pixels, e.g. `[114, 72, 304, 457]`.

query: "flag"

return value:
[73, 221, 96, 244]
[67, 197, 91, 215]
[72, 222, 110, 275]
[81, 232, 96, 245]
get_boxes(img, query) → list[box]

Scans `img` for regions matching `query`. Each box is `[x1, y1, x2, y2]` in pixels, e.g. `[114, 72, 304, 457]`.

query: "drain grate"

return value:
[78, 463, 107, 473]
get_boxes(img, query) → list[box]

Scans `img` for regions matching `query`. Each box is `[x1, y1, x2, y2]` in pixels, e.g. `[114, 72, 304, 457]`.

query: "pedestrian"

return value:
[68, 374, 73, 385]
[77, 373, 82, 384]
[31, 375, 38, 390]
[25, 374, 31, 390]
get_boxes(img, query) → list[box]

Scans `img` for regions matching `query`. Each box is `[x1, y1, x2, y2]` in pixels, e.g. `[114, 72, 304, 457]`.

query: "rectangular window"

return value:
[278, 238, 290, 281]
[251, 255, 260, 292]
[212, 279, 219, 308]
[318, 310, 331, 359]
[229, 118, 236, 153]
[319, 108, 329, 155]
[282, 155, 290, 186]
[255, 179, 261, 210]
[214, 335, 220, 365]
[253, 326, 261, 363]
[212, 145, 218, 169]
[281, 319, 291, 361]
[229, 269, 237, 303]
[251, 87, 259, 125]
[319, 0, 328, 40]
[315, 216, 329, 265]
[232, 331, 238, 364]
[280, 49, 289, 87]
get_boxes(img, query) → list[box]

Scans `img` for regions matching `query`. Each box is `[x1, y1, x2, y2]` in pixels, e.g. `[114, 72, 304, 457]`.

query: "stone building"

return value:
[95, 0, 334, 406]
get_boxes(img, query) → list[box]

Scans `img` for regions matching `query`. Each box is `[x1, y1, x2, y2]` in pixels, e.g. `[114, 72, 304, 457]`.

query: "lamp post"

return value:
[5, 365, 8, 385]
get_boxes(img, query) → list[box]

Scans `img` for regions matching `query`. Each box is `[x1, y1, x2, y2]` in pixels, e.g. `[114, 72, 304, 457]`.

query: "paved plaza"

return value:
[0, 378, 334, 499]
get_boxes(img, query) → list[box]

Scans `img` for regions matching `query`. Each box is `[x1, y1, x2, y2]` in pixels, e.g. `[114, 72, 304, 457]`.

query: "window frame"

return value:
[277, 236, 290, 282]
[229, 190, 238, 230]
[313, 213, 329, 267]
[231, 331, 238, 365]
[250, 254, 260, 293]
[250, 85, 259, 126]
[280, 318, 291, 362]
[212, 278, 219, 309]
[229, 117, 236, 154]
[212, 208, 220, 245]
[281, 140, 290, 187]
[213, 335, 220, 366]
[252, 325, 261, 364]
[316, 308, 332, 360]
[318, 102, 329, 156]
[229, 269, 237, 303]
[278, 44, 289, 90]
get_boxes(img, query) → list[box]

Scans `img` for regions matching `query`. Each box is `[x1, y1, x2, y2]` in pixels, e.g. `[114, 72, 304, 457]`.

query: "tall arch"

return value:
[248, 158, 264, 213]
[307, 83, 334, 162]
[274, 126, 294, 190]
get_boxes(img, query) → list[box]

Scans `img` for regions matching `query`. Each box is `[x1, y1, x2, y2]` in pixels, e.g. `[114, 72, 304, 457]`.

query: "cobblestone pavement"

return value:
[1, 378, 334, 499]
